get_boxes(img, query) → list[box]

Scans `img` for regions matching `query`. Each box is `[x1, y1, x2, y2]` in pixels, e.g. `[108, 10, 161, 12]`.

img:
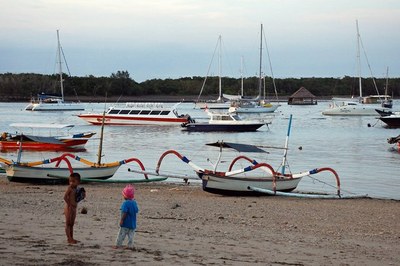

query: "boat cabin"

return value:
[106, 103, 172, 116]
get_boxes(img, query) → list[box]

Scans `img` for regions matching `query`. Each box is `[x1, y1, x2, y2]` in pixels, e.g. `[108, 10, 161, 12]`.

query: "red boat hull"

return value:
[0, 133, 95, 151]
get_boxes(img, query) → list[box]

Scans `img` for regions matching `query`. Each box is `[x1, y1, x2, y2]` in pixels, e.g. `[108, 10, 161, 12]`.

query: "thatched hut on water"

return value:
[287, 87, 317, 105]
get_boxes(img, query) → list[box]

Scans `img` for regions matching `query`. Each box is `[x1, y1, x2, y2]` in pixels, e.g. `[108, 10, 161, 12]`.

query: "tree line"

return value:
[0, 71, 399, 101]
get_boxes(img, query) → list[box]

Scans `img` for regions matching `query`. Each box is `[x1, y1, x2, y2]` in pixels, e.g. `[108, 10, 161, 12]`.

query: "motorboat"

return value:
[181, 111, 267, 132]
[78, 102, 191, 126]
[323, 100, 389, 116]
[0, 123, 95, 151]
[379, 114, 400, 128]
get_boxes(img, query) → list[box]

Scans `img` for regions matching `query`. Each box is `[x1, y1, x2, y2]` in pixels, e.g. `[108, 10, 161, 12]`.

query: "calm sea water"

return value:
[1, 101, 399, 200]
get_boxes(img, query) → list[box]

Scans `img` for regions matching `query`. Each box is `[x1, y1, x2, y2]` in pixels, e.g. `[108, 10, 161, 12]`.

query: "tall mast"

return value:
[217, 35, 222, 101]
[258, 24, 263, 99]
[240, 56, 244, 97]
[384, 66, 389, 99]
[356, 20, 362, 99]
[57, 30, 64, 101]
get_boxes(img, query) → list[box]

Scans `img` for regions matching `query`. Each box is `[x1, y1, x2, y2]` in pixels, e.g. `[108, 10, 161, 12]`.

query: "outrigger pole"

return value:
[280, 114, 292, 175]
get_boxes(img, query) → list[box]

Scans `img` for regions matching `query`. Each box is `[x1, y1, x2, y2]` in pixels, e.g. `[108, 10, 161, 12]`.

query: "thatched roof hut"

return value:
[288, 87, 317, 105]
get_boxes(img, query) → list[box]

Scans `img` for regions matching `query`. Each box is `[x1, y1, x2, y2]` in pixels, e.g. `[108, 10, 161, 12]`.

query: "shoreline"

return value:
[0, 178, 399, 265]
[0, 95, 343, 103]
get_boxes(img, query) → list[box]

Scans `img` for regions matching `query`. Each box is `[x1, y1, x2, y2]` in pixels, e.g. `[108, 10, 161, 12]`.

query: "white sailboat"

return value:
[25, 30, 84, 111]
[322, 21, 389, 116]
[229, 24, 280, 114]
[195, 35, 230, 110]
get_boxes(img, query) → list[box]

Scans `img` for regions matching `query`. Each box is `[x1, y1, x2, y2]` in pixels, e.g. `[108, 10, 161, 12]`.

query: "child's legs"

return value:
[65, 206, 77, 240]
[115, 227, 128, 247]
[127, 229, 135, 248]
[64, 206, 72, 240]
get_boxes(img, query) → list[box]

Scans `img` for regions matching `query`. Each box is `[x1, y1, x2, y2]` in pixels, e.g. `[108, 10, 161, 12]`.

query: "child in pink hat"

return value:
[113, 184, 139, 250]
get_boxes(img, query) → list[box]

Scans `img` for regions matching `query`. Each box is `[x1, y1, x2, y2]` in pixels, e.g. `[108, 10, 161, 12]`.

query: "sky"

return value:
[0, 0, 399, 82]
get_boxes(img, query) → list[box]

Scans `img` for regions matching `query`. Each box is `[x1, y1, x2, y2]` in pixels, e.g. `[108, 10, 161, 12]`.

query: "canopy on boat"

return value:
[9, 135, 64, 144]
[10, 123, 74, 129]
[206, 141, 267, 153]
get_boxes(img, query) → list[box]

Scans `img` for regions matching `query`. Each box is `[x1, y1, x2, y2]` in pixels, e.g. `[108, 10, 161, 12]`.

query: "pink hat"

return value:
[122, 184, 135, 199]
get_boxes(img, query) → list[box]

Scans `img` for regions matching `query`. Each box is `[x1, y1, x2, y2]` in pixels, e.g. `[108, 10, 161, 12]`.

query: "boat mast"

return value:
[57, 30, 64, 102]
[384, 66, 389, 99]
[240, 56, 244, 97]
[97, 111, 105, 165]
[217, 35, 222, 102]
[257, 24, 263, 100]
[356, 20, 362, 100]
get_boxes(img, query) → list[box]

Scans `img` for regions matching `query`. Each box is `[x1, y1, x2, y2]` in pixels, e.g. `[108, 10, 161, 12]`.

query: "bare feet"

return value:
[68, 239, 78, 244]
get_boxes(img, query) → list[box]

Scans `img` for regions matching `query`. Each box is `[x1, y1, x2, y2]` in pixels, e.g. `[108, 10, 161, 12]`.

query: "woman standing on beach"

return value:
[64, 173, 85, 244]
[114, 184, 139, 250]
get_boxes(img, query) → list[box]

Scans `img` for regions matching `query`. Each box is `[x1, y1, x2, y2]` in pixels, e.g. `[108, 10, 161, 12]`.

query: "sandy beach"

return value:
[0, 177, 399, 266]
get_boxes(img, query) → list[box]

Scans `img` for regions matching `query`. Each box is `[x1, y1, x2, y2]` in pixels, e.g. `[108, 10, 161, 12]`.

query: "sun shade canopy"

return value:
[206, 141, 267, 153]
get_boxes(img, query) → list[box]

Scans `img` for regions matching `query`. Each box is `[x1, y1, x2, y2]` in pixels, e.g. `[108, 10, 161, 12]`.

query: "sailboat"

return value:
[322, 21, 389, 116]
[195, 35, 231, 110]
[229, 24, 280, 114]
[381, 67, 393, 108]
[25, 30, 84, 111]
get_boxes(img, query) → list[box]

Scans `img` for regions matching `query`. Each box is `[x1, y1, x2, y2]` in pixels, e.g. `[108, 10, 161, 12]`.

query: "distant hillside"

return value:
[0, 71, 399, 101]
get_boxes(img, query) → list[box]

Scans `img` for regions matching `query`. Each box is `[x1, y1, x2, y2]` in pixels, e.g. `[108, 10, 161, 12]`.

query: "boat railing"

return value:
[124, 102, 165, 109]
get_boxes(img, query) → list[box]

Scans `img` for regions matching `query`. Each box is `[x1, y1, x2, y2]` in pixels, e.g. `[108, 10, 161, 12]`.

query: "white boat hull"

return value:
[322, 104, 387, 116]
[195, 102, 231, 109]
[5, 164, 119, 184]
[200, 173, 302, 195]
[28, 102, 85, 111]
[229, 104, 279, 113]
[78, 114, 188, 125]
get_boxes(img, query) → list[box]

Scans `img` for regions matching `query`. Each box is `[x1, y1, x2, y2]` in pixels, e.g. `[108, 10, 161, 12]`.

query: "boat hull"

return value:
[0, 133, 95, 151]
[0, 139, 89, 151]
[200, 173, 302, 196]
[195, 102, 231, 109]
[230, 104, 280, 113]
[28, 102, 85, 111]
[379, 116, 400, 128]
[182, 123, 264, 132]
[78, 114, 188, 125]
[5, 164, 120, 184]
[322, 105, 386, 116]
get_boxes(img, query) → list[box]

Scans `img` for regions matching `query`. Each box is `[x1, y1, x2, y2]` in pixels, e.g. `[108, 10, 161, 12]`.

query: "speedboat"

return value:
[379, 114, 400, 128]
[181, 111, 267, 132]
[322, 100, 388, 116]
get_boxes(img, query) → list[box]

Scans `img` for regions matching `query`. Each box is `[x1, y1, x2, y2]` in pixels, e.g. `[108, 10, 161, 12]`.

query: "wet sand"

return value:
[0, 178, 399, 265]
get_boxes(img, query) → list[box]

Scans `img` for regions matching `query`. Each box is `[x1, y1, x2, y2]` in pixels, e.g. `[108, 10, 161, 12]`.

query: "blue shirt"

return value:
[120, 199, 139, 229]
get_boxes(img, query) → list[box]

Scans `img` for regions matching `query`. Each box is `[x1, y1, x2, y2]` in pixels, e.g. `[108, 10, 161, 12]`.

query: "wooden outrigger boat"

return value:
[0, 114, 163, 184]
[154, 115, 343, 197]
[0, 153, 148, 184]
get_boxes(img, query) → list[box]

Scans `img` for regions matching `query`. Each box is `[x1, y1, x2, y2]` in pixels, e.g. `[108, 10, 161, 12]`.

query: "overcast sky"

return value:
[1, 0, 399, 82]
